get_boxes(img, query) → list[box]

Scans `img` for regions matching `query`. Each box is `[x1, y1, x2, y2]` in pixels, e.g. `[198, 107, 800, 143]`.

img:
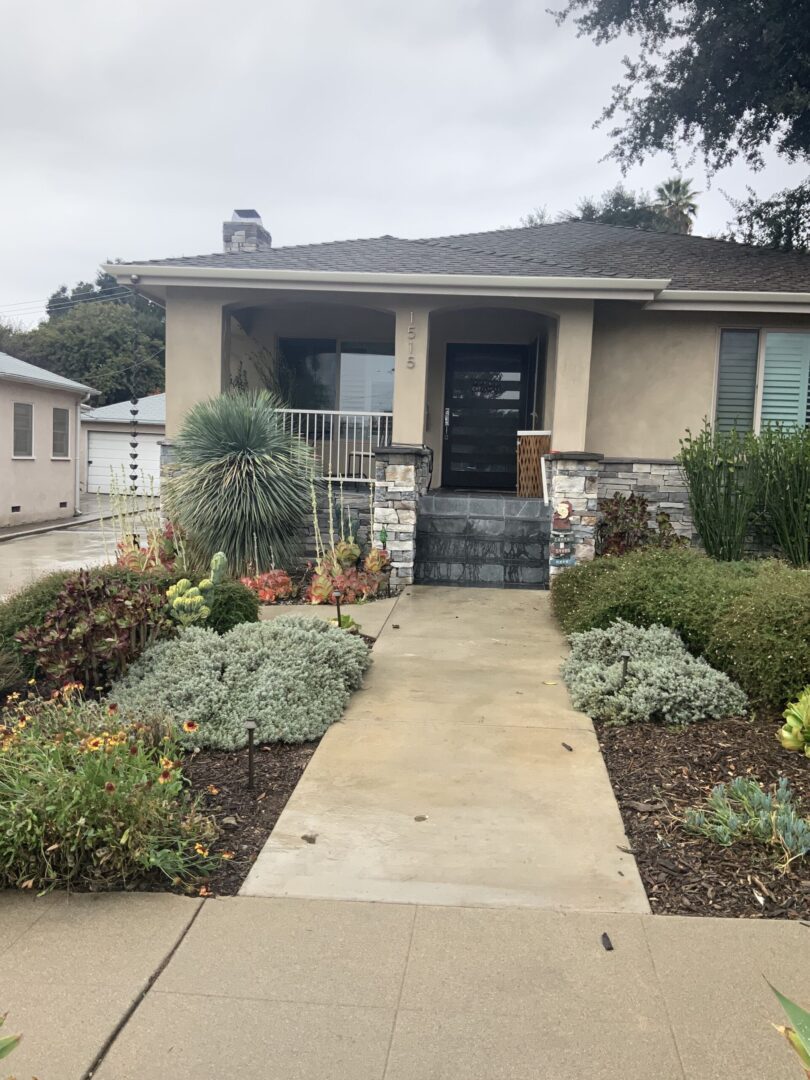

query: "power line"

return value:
[0, 287, 138, 316]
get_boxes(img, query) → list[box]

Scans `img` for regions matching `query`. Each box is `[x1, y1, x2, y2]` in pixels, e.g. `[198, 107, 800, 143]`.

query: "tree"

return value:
[1, 270, 164, 405]
[725, 180, 810, 252]
[520, 205, 551, 227]
[654, 177, 699, 233]
[553, 0, 810, 173]
[556, 179, 697, 233]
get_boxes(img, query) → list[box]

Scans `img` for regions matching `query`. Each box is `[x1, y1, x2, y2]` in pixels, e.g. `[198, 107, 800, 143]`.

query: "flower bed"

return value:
[597, 714, 809, 919]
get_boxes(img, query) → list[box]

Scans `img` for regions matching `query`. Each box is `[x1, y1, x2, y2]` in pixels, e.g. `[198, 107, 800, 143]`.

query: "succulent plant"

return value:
[779, 687, 810, 756]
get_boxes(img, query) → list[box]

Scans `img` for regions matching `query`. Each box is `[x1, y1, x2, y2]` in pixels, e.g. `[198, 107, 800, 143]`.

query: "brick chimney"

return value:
[223, 209, 272, 253]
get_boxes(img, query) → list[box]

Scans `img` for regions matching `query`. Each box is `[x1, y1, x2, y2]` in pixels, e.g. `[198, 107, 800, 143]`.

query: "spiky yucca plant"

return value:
[165, 391, 315, 575]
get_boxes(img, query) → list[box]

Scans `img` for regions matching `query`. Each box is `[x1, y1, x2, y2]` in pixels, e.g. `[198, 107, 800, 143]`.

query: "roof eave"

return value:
[0, 371, 98, 395]
[104, 263, 670, 302]
[648, 289, 810, 313]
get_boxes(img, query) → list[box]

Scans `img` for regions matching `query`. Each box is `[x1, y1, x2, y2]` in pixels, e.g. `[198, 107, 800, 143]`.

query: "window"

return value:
[52, 407, 70, 458]
[715, 329, 810, 433]
[277, 338, 395, 412]
[12, 403, 33, 457]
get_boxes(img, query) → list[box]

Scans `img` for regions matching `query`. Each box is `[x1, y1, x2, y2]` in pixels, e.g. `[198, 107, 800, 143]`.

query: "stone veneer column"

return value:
[372, 445, 432, 587]
[548, 451, 604, 579]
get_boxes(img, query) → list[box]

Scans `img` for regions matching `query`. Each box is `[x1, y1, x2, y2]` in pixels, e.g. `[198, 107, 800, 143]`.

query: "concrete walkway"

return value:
[0, 892, 805, 1079]
[242, 586, 647, 911]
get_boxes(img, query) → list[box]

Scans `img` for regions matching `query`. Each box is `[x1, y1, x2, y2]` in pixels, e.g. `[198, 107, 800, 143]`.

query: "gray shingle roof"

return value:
[126, 221, 810, 293]
[83, 392, 165, 425]
[0, 352, 96, 394]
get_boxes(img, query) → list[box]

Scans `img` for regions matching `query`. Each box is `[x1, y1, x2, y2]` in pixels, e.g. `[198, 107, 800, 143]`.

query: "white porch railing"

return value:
[277, 408, 393, 482]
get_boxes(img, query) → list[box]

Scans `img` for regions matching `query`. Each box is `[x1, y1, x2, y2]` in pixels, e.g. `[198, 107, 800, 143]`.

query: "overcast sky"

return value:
[1, 0, 805, 326]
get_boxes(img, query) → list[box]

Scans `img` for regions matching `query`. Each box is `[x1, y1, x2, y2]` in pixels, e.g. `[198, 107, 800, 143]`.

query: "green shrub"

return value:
[206, 580, 260, 634]
[0, 686, 216, 890]
[755, 425, 810, 567]
[561, 620, 747, 725]
[683, 777, 809, 870]
[164, 390, 315, 575]
[551, 549, 808, 709]
[110, 616, 370, 749]
[0, 570, 74, 680]
[677, 425, 759, 561]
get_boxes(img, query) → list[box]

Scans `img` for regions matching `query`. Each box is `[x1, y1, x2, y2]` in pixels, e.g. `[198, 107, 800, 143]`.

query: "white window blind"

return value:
[761, 332, 810, 429]
[13, 403, 33, 457]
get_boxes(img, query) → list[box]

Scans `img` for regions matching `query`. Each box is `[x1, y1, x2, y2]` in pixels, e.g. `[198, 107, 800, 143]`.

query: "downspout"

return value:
[75, 395, 91, 515]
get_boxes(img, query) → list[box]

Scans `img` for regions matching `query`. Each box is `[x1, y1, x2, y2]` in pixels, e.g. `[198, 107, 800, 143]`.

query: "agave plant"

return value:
[164, 391, 315, 576]
[770, 984, 810, 1076]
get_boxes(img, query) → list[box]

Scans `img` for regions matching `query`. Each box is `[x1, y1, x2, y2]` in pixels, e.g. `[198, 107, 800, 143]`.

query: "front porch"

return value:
[160, 289, 601, 586]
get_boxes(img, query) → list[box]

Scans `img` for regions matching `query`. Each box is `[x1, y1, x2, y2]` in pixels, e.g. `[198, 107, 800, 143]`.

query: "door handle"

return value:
[443, 407, 450, 439]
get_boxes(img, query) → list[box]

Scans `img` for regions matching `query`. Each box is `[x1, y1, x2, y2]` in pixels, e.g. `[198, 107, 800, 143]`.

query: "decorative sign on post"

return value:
[552, 499, 573, 531]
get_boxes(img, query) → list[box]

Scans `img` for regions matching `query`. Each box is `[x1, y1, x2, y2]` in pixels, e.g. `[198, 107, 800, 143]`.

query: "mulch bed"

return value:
[596, 715, 810, 920]
[183, 741, 320, 895]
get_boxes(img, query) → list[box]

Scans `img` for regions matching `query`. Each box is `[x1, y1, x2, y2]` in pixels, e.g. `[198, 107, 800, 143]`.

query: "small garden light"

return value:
[333, 590, 343, 628]
[245, 720, 257, 790]
[620, 650, 631, 687]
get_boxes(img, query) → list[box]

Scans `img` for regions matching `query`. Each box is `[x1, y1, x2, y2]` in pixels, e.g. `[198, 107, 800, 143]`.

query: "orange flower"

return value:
[104, 781, 116, 794]
[194, 843, 209, 857]
[221, 851, 235, 860]
[182, 721, 199, 734]
[157, 769, 173, 784]
[85, 737, 104, 752]
[207, 785, 220, 796]
[108, 703, 119, 715]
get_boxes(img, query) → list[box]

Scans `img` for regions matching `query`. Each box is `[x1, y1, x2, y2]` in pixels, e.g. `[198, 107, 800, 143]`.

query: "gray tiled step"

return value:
[416, 536, 548, 562]
[419, 494, 549, 520]
[414, 560, 548, 587]
[417, 515, 550, 540]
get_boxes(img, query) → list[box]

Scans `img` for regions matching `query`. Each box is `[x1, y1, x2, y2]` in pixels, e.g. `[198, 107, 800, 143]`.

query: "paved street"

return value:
[0, 521, 110, 599]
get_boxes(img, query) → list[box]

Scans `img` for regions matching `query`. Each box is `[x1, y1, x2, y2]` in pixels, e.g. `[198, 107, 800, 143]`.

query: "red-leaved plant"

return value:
[15, 570, 173, 690]
[240, 570, 295, 604]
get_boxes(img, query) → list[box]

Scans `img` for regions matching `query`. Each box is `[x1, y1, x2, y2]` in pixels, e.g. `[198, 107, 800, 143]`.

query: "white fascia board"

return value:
[0, 372, 97, 395]
[647, 288, 810, 313]
[104, 263, 669, 301]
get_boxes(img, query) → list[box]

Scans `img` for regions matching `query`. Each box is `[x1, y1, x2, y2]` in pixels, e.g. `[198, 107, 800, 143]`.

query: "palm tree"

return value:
[654, 177, 700, 234]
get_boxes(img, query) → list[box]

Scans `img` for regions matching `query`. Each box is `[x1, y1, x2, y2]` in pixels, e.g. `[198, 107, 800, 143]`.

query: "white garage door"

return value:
[87, 431, 163, 495]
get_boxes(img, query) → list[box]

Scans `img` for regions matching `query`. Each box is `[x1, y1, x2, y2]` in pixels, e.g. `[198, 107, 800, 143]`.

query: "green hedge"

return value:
[551, 549, 810, 710]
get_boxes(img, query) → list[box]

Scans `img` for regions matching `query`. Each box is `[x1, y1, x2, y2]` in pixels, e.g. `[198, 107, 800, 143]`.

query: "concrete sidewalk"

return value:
[1, 892, 804, 1079]
[242, 586, 647, 911]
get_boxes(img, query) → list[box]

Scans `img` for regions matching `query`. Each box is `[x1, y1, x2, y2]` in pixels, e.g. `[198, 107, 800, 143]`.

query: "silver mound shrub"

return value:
[110, 616, 370, 749]
[561, 619, 747, 725]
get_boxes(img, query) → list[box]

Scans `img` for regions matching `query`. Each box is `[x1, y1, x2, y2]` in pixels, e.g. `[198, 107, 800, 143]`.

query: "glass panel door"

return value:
[442, 344, 532, 490]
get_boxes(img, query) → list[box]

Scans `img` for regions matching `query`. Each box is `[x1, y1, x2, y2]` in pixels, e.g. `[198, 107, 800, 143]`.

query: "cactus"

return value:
[779, 687, 810, 757]
[209, 551, 228, 586]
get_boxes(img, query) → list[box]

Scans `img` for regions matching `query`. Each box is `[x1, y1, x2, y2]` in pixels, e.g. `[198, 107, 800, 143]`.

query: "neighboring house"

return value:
[104, 210, 810, 587]
[81, 393, 166, 495]
[0, 352, 96, 528]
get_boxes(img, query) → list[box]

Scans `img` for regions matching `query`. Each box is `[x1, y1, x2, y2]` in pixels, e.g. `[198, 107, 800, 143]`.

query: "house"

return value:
[81, 392, 166, 495]
[0, 352, 96, 528]
[105, 211, 810, 587]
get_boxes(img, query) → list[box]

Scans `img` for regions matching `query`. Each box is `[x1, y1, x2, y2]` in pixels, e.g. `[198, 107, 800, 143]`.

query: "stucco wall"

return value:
[585, 304, 810, 458]
[1, 382, 82, 527]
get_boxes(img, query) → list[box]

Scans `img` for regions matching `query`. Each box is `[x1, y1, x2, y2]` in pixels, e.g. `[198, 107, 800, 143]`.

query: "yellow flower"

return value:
[207, 785, 220, 796]
[157, 769, 173, 784]
[194, 843, 209, 857]
[182, 721, 199, 734]
[221, 851, 235, 860]
[85, 737, 104, 752]
[27, 679, 36, 686]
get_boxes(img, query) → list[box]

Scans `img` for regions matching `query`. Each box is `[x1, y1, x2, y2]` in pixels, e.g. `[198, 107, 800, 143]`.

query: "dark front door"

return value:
[442, 343, 533, 489]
